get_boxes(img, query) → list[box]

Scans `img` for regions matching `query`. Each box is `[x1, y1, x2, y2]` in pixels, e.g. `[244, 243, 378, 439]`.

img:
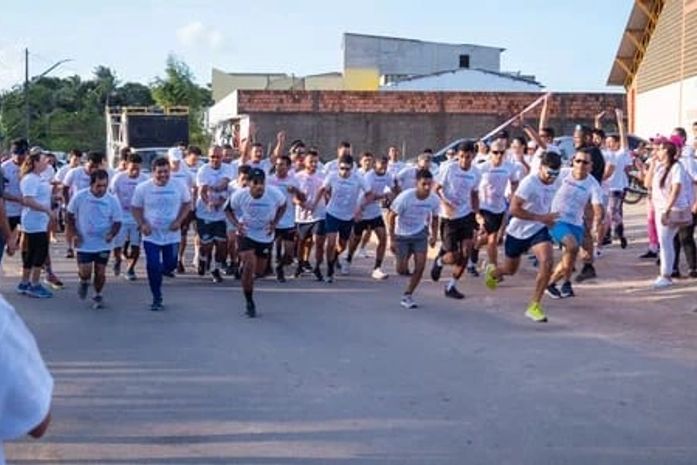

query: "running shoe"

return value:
[245, 300, 257, 318]
[16, 282, 30, 295]
[371, 267, 388, 280]
[313, 267, 324, 282]
[211, 269, 223, 283]
[92, 295, 104, 310]
[125, 270, 137, 281]
[560, 281, 575, 298]
[639, 250, 658, 259]
[26, 284, 53, 299]
[301, 261, 313, 272]
[652, 276, 673, 289]
[77, 281, 89, 300]
[545, 283, 562, 299]
[430, 258, 443, 282]
[575, 264, 596, 283]
[525, 302, 548, 323]
[444, 286, 465, 300]
[484, 264, 499, 290]
[400, 294, 418, 309]
[65, 248, 75, 259]
[619, 236, 628, 249]
[466, 264, 479, 277]
[150, 300, 164, 312]
[44, 274, 64, 290]
[113, 260, 122, 277]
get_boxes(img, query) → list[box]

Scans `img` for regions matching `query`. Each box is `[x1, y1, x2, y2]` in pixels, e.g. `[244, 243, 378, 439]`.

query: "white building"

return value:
[381, 68, 543, 92]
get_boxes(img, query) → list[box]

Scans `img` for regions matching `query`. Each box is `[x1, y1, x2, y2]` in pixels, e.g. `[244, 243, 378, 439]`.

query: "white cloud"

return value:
[176, 21, 223, 50]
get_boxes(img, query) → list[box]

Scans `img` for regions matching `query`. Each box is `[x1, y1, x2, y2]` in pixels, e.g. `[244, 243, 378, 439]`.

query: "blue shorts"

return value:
[504, 227, 552, 259]
[550, 221, 584, 246]
[325, 213, 354, 241]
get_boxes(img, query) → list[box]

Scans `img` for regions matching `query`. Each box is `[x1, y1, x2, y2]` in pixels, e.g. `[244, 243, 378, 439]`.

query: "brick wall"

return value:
[234, 90, 626, 160]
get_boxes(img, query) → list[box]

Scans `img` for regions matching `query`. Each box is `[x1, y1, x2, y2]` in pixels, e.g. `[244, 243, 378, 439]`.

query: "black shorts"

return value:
[480, 210, 505, 235]
[275, 227, 296, 242]
[325, 213, 354, 241]
[77, 250, 110, 266]
[196, 219, 227, 244]
[297, 220, 326, 240]
[504, 228, 552, 259]
[8, 216, 20, 231]
[21, 232, 49, 268]
[354, 216, 385, 236]
[439, 213, 477, 252]
[239, 237, 273, 258]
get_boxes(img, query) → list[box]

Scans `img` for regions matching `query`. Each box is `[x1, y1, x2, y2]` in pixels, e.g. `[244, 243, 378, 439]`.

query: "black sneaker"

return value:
[560, 281, 575, 298]
[211, 269, 223, 283]
[575, 264, 596, 283]
[313, 267, 324, 282]
[619, 237, 628, 249]
[163, 270, 176, 279]
[113, 260, 122, 277]
[92, 295, 104, 310]
[150, 300, 164, 312]
[197, 259, 206, 276]
[276, 266, 286, 283]
[245, 300, 256, 318]
[671, 270, 682, 279]
[302, 261, 313, 272]
[545, 283, 562, 299]
[77, 281, 89, 300]
[444, 286, 465, 300]
[466, 265, 479, 277]
[430, 259, 443, 282]
[639, 250, 658, 259]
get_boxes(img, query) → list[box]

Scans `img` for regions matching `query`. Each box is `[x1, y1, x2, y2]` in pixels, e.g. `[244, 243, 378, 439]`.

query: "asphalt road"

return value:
[4, 205, 697, 465]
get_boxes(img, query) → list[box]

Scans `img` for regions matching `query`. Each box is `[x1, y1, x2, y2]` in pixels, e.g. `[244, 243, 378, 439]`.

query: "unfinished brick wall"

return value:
[234, 90, 626, 159]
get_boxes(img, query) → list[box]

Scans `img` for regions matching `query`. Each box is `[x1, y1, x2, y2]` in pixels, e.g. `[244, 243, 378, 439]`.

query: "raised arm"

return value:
[615, 108, 628, 152]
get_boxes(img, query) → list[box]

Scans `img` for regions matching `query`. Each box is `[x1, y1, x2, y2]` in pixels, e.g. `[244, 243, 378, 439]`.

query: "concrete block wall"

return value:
[234, 90, 626, 160]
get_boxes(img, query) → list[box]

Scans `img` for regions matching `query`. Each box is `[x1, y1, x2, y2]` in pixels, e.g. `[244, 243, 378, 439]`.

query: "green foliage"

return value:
[0, 57, 209, 152]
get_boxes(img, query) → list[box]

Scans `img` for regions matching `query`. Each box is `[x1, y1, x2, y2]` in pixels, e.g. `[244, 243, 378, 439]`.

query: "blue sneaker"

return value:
[26, 284, 53, 299]
[16, 282, 30, 295]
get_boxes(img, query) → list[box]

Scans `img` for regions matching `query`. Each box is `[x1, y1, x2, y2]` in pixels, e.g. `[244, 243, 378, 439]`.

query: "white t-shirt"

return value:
[246, 158, 272, 174]
[390, 188, 440, 237]
[322, 172, 370, 221]
[478, 161, 520, 214]
[40, 165, 56, 184]
[20, 173, 52, 233]
[651, 162, 690, 212]
[605, 150, 631, 192]
[67, 189, 123, 252]
[110, 172, 148, 225]
[228, 186, 285, 243]
[551, 170, 603, 227]
[131, 179, 191, 245]
[506, 174, 559, 239]
[170, 165, 194, 191]
[386, 160, 406, 178]
[360, 170, 393, 220]
[62, 166, 93, 197]
[267, 173, 301, 229]
[1, 160, 23, 217]
[435, 163, 481, 219]
[0, 296, 53, 464]
[295, 171, 326, 223]
[196, 164, 235, 222]
[54, 163, 75, 184]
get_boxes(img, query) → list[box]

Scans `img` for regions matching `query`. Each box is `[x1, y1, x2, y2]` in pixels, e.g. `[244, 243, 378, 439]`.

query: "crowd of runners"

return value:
[1, 110, 696, 323]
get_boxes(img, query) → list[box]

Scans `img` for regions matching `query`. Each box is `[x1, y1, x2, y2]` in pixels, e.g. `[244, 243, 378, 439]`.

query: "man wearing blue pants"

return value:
[131, 157, 191, 311]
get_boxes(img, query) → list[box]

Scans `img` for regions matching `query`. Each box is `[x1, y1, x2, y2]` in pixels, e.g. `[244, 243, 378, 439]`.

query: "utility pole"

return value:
[24, 48, 29, 140]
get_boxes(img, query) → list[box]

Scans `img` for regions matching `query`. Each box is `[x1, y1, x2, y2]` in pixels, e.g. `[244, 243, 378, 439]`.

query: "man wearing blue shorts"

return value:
[546, 147, 604, 299]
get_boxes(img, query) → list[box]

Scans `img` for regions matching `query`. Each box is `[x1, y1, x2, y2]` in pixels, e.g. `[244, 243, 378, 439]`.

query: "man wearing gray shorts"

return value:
[387, 169, 439, 309]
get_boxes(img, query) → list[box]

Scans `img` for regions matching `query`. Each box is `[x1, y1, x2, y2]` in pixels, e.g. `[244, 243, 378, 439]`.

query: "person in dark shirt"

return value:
[573, 125, 605, 282]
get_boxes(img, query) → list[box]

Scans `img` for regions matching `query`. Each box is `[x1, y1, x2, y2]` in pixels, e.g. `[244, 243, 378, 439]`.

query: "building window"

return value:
[459, 55, 470, 69]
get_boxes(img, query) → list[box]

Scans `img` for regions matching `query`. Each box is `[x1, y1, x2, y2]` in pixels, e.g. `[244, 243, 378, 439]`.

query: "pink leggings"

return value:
[647, 204, 659, 252]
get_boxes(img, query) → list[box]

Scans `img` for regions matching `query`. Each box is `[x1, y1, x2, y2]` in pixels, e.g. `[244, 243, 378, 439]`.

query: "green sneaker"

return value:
[484, 264, 499, 290]
[525, 302, 548, 323]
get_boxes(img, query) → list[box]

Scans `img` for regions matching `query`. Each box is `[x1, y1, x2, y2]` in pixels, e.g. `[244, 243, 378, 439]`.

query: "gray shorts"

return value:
[395, 228, 428, 259]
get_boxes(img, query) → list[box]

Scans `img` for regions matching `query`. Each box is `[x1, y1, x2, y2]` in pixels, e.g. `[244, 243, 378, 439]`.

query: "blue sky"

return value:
[0, 0, 632, 92]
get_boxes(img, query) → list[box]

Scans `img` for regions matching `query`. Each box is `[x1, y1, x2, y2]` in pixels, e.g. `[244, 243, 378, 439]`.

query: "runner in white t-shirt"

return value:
[395, 153, 433, 192]
[66, 170, 122, 309]
[386, 145, 406, 179]
[485, 151, 563, 323]
[226, 168, 286, 318]
[131, 157, 192, 311]
[180, 145, 204, 271]
[295, 149, 327, 280]
[316, 155, 370, 282]
[604, 137, 632, 249]
[110, 153, 148, 281]
[267, 155, 305, 282]
[387, 169, 440, 309]
[546, 148, 604, 300]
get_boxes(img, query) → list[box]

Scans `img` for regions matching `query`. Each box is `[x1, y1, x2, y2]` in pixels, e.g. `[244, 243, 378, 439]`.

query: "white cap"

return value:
[29, 146, 44, 156]
[527, 140, 538, 149]
[167, 147, 183, 162]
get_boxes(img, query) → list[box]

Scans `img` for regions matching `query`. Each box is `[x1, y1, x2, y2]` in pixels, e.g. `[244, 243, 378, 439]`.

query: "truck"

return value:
[105, 106, 189, 170]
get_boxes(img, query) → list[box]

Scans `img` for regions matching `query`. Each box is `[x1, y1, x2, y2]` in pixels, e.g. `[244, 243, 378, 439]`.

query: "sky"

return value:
[0, 0, 633, 93]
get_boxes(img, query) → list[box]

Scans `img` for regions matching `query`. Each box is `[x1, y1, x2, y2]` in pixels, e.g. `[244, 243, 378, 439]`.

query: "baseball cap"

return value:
[249, 168, 266, 182]
[29, 146, 44, 156]
[167, 147, 183, 162]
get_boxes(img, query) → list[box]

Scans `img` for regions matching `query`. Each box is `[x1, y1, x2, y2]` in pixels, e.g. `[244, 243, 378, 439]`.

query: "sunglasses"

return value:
[491, 150, 505, 155]
[573, 159, 590, 165]
[544, 168, 561, 177]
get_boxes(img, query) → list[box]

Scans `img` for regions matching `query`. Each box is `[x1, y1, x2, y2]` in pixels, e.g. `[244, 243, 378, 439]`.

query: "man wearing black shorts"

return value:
[430, 141, 481, 299]
[295, 150, 327, 281]
[66, 170, 122, 309]
[227, 168, 285, 317]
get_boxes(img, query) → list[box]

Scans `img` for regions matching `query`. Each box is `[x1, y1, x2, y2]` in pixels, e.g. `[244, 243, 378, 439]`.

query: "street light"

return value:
[24, 48, 72, 140]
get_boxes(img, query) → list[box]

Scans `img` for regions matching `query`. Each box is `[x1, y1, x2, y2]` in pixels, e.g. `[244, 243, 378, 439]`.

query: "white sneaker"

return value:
[371, 267, 388, 280]
[400, 295, 418, 309]
[653, 276, 673, 289]
[358, 248, 373, 259]
[340, 258, 351, 275]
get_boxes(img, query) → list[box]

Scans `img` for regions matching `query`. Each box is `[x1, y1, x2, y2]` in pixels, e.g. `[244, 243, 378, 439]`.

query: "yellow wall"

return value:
[343, 68, 380, 91]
